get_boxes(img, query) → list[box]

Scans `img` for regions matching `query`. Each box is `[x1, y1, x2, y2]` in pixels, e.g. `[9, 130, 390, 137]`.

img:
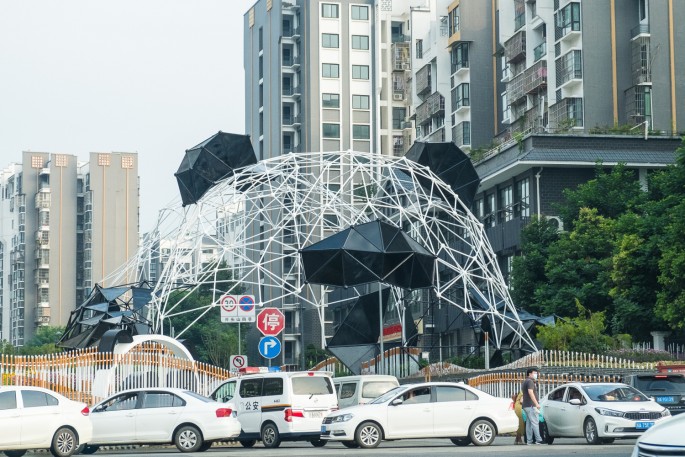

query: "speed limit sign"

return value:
[230, 355, 247, 371]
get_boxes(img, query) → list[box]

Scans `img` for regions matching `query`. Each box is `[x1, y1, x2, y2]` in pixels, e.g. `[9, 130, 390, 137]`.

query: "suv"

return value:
[625, 373, 685, 415]
[210, 371, 337, 448]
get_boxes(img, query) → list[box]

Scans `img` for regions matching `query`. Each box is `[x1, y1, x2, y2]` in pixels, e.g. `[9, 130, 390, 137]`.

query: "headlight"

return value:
[660, 408, 671, 417]
[594, 407, 624, 417]
[332, 413, 354, 423]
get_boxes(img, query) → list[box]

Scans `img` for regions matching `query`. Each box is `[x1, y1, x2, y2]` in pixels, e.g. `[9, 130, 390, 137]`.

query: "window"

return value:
[142, 392, 184, 408]
[322, 3, 339, 18]
[352, 35, 369, 50]
[454, 83, 470, 109]
[352, 94, 370, 109]
[353, 124, 370, 139]
[451, 42, 468, 73]
[322, 33, 339, 48]
[263, 378, 284, 396]
[259, 27, 263, 51]
[362, 382, 398, 399]
[0, 391, 17, 410]
[323, 123, 340, 138]
[567, 387, 583, 403]
[402, 387, 431, 404]
[212, 381, 236, 402]
[555, 2, 581, 40]
[639, 0, 647, 22]
[339, 383, 357, 399]
[352, 65, 369, 80]
[449, 6, 459, 35]
[499, 185, 513, 222]
[415, 39, 423, 59]
[392, 107, 406, 129]
[351, 5, 369, 20]
[239, 378, 263, 398]
[323, 93, 340, 108]
[549, 387, 566, 401]
[322, 63, 340, 78]
[21, 390, 59, 408]
[292, 376, 333, 395]
[435, 386, 478, 402]
[100, 393, 139, 411]
[487, 193, 496, 227]
[517, 178, 530, 217]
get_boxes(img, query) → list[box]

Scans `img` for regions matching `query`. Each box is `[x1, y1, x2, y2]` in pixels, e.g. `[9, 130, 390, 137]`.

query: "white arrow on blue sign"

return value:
[258, 336, 282, 359]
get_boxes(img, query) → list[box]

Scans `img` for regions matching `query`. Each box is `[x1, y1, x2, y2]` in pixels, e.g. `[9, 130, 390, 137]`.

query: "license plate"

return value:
[635, 421, 654, 430]
[321, 426, 327, 433]
[656, 396, 675, 403]
[308, 411, 323, 418]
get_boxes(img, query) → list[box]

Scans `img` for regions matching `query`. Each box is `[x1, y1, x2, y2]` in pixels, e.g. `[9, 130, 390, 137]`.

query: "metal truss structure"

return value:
[105, 150, 536, 351]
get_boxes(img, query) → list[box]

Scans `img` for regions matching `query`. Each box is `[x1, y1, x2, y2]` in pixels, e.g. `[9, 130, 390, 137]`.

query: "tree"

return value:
[19, 326, 65, 355]
[536, 300, 614, 352]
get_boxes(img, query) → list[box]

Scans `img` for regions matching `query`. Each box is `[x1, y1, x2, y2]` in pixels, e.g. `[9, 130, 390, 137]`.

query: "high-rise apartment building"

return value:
[0, 152, 139, 346]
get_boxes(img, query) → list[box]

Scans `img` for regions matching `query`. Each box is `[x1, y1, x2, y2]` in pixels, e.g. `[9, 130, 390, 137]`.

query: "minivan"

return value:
[333, 375, 400, 409]
[210, 371, 337, 448]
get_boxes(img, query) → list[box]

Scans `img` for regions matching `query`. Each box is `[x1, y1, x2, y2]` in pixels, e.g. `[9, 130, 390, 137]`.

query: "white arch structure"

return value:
[105, 150, 536, 352]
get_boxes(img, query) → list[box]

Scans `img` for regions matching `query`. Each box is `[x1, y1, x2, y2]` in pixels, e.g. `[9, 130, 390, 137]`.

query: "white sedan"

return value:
[631, 411, 685, 456]
[321, 381, 517, 448]
[85, 388, 241, 453]
[541, 382, 671, 444]
[0, 386, 93, 457]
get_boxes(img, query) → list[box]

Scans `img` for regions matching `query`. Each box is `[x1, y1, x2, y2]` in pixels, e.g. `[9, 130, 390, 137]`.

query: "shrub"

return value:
[604, 348, 676, 362]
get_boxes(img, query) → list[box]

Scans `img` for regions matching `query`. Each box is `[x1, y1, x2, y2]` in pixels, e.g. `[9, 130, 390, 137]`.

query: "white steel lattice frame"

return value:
[105, 150, 535, 351]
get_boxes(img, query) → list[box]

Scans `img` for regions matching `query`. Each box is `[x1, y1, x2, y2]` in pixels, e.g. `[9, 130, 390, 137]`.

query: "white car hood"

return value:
[638, 413, 685, 446]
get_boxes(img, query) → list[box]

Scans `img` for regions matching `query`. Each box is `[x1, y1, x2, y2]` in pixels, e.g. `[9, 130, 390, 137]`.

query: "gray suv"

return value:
[625, 373, 685, 415]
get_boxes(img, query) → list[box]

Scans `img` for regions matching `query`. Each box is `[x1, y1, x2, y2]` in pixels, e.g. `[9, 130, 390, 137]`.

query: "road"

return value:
[21, 437, 637, 457]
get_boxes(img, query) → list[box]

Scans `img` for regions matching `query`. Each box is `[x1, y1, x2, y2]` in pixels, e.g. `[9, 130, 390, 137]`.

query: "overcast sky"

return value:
[0, 0, 255, 232]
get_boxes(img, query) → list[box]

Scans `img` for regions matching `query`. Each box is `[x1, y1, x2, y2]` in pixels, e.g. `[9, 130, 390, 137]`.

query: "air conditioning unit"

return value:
[402, 62, 411, 70]
[546, 215, 564, 232]
[393, 93, 404, 101]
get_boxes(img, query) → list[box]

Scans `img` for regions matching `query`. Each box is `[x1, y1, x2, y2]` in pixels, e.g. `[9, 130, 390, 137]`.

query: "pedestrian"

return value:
[521, 367, 543, 445]
[512, 391, 525, 444]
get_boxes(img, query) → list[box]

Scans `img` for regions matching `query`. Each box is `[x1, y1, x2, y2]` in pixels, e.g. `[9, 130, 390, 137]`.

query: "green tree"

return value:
[19, 326, 65, 355]
[536, 301, 614, 352]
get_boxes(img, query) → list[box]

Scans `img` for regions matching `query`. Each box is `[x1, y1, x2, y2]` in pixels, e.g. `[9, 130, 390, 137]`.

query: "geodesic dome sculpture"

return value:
[105, 147, 535, 352]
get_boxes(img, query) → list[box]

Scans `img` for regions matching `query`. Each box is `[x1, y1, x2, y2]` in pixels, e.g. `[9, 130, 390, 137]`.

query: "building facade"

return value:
[0, 152, 139, 346]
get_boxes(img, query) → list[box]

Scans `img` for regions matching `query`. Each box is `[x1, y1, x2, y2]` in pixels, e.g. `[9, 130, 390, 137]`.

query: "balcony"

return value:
[415, 92, 445, 126]
[549, 97, 584, 129]
[282, 86, 301, 98]
[282, 56, 300, 69]
[392, 42, 410, 71]
[282, 114, 301, 126]
[35, 191, 50, 209]
[453, 121, 471, 148]
[504, 29, 526, 63]
[631, 23, 650, 39]
[632, 36, 651, 85]
[416, 65, 432, 97]
[556, 50, 582, 87]
[282, 26, 300, 40]
[507, 60, 547, 104]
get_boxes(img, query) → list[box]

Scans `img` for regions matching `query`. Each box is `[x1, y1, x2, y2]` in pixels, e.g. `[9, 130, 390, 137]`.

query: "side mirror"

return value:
[569, 399, 582, 406]
[390, 398, 404, 406]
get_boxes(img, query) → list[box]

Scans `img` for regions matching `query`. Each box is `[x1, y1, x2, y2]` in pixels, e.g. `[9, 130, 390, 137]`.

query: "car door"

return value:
[90, 392, 140, 443]
[562, 387, 586, 436]
[338, 382, 358, 409]
[135, 391, 185, 441]
[0, 390, 21, 446]
[211, 380, 237, 404]
[19, 389, 61, 446]
[542, 387, 566, 436]
[235, 378, 263, 435]
[432, 385, 477, 437]
[385, 386, 433, 439]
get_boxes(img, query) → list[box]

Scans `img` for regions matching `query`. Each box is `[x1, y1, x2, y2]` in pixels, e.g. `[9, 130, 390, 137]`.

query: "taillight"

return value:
[81, 406, 90, 416]
[284, 408, 305, 422]
[508, 401, 515, 411]
[215, 408, 233, 418]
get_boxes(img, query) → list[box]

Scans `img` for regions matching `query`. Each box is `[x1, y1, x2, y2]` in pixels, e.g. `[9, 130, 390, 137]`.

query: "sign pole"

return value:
[238, 323, 241, 355]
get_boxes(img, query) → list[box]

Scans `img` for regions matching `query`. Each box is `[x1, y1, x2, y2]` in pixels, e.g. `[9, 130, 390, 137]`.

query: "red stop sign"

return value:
[256, 308, 285, 336]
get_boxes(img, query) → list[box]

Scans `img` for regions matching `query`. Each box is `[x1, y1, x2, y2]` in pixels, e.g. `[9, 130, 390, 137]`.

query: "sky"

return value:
[0, 0, 256, 232]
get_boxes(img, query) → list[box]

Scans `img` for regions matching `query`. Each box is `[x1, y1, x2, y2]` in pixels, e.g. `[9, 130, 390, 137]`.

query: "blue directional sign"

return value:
[258, 336, 282, 359]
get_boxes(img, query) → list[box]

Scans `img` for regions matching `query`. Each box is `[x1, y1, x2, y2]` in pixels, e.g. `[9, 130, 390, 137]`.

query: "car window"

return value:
[292, 376, 333, 395]
[370, 386, 405, 404]
[402, 387, 431, 405]
[362, 381, 397, 399]
[0, 391, 17, 410]
[101, 393, 139, 411]
[263, 378, 284, 396]
[142, 392, 184, 408]
[240, 378, 263, 398]
[21, 390, 58, 408]
[567, 387, 583, 402]
[549, 387, 566, 401]
[340, 382, 357, 399]
[582, 385, 648, 402]
[435, 386, 466, 402]
[213, 381, 236, 402]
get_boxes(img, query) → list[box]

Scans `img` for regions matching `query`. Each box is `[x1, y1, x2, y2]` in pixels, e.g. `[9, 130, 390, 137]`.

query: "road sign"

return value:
[256, 308, 285, 336]
[258, 336, 281, 359]
[220, 295, 256, 323]
[230, 355, 247, 371]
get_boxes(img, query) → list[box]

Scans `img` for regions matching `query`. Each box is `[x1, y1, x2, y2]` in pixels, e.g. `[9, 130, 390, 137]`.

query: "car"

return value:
[333, 375, 400, 409]
[0, 386, 93, 457]
[625, 372, 685, 415]
[85, 388, 241, 453]
[210, 370, 338, 448]
[630, 411, 685, 456]
[320, 381, 517, 449]
[540, 382, 671, 445]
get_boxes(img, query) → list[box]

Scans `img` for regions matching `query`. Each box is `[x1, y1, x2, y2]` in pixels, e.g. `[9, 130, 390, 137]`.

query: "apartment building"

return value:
[0, 152, 139, 346]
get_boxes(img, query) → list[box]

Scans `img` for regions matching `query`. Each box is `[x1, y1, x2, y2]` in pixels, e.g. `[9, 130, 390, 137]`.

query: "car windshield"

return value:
[582, 385, 649, 402]
[362, 381, 399, 399]
[634, 375, 685, 393]
[368, 386, 407, 404]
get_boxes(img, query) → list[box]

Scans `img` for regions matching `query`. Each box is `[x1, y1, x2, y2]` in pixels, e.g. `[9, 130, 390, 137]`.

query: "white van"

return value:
[210, 371, 337, 449]
[333, 375, 400, 409]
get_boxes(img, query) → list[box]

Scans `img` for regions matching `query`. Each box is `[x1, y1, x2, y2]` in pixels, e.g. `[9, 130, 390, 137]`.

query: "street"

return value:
[19, 437, 637, 457]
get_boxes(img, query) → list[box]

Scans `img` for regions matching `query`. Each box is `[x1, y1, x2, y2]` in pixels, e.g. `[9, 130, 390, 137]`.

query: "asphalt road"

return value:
[19, 437, 637, 457]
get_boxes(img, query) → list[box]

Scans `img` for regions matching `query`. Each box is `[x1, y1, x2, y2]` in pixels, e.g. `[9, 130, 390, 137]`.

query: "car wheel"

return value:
[310, 439, 327, 447]
[450, 437, 472, 446]
[174, 425, 203, 453]
[469, 419, 496, 446]
[4, 451, 27, 457]
[50, 427, 78, 457]
[584, 418, 600, 445]
[355, 421, 383, 449]
[539, 422, 554, 444]
[261, 423, 281, 449]
[342, 441, 359, 448]
[239, 440, 256, 448]
[198, 441, 213, 452]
